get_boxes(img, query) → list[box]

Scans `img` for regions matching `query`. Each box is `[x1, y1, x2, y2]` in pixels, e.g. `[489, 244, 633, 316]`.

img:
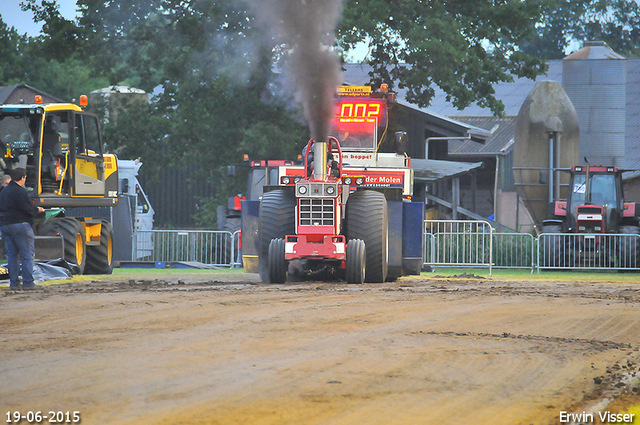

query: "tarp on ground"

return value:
[0, 258, 78, 282]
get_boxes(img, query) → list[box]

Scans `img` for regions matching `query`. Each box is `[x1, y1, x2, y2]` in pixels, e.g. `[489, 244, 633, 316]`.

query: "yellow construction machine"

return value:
[0, 95, 118, 274]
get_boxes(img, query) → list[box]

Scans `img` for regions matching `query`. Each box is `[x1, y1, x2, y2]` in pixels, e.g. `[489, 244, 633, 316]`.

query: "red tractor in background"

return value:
[541, 161, 640, 267]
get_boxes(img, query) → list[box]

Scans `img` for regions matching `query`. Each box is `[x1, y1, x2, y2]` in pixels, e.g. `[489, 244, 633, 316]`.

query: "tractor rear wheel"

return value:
[259, 190, 296, 283]
[346, 190, 388, 283]
[85, 220, 114, 275]
[39, 217, 87, 274]
[539, 224, 567, 269]
[618, 225, 640, 268]
[345, 239, 365, 284]
[268, 238, 287, 283]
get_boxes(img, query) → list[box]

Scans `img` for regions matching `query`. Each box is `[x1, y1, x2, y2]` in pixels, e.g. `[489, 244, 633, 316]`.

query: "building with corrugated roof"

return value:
[344, 41, 640, 232]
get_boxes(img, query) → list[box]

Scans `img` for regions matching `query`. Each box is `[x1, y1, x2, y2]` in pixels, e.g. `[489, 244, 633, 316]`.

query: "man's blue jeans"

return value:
[1, 222, 36, 287]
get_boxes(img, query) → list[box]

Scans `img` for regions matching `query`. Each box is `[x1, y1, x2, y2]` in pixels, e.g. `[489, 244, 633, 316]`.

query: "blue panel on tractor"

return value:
[241, 200, 261, 273]
[387, 201, 404, 271]
[402, 202, 424, 275]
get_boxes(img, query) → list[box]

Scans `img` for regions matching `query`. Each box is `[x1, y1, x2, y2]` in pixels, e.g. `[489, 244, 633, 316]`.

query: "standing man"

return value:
[0, 168, 44, 290]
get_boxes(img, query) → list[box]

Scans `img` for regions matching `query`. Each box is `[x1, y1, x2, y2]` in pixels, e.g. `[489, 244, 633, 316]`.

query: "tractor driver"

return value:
[337, 129, 361, 148]
[41, 115, 63, 181]
[302, 141, 340, 178]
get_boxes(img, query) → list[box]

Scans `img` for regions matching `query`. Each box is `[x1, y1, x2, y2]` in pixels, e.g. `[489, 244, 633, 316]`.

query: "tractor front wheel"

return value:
[268, 238, 287, 283]
[345, 239, 365, 284]
[539, 224, 567, 269]
[618, 225, 640, 268]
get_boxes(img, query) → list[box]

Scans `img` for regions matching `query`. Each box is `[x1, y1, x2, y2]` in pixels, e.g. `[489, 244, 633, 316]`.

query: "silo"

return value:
[90, 85, 148, 123]
[514, 81, 580, 227]
[562, 41, 626, 167]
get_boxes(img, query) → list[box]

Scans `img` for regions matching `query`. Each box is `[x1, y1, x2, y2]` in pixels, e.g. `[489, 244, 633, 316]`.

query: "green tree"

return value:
[338, 0, 552, 115]
[572, 0, 640, 57]
[519, 0, 640, 59]
[21, 0, 84, 62]
[0, 18, 26, 83]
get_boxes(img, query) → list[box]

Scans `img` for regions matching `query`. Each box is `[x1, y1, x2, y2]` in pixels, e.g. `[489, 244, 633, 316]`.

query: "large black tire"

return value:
[618, 225, 640, 268]
[259, 190, 296, 283]
[346, 190, 388, 283]
[39, 217, 87, 274]
[268, 238, 287, 283]
[539, 224, 567, 268]
[85, 220, 114, 275]
[345, 239, 365, 284]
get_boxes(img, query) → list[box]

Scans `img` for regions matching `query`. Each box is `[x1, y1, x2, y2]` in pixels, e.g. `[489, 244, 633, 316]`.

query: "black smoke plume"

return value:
[249, 0, 344, 142]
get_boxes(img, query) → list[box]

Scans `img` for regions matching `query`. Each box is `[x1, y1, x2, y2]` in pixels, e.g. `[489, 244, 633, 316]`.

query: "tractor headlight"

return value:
[282, 176, 290, 185]
[294, 176, 301, 183]
[325, 185, 336, 195]
[298, 185, 308, 195]
[355, 177, 364, 185]
[344, 177, 352, 185]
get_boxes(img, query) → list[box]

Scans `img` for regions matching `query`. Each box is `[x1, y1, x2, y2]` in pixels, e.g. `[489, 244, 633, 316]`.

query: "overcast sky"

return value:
[1, 0, 78, 36]
[0, 0, 371, 60]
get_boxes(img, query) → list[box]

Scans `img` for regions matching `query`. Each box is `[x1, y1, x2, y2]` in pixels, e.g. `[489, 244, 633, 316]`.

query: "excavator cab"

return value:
[0, 100, 118, 274]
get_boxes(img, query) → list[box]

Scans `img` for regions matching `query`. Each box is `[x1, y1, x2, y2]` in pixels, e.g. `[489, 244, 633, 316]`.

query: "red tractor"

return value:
[263, 137, 383, 283]
[541, 162, 640, 268]
[245, 85, 423, 283]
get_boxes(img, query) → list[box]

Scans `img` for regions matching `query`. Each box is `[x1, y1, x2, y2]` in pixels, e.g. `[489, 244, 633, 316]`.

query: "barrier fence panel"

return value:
[424, 220, 494, 276]
[133, 230, 236, 267]
[493, 233, 536, 272]
[132, 230, 640, 272]
[232, 230, 241, 268]
[537, 233, 640, 272]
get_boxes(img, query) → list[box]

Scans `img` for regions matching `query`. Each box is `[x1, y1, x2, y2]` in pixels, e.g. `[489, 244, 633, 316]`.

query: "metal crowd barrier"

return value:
[493, 232, 537, 272]
[133, 230, 240, 268]
[423, 220, 640, 273]
[130, 227, 640, 273]
[537, 233, 640, 272]
[424, 220, 494, 276]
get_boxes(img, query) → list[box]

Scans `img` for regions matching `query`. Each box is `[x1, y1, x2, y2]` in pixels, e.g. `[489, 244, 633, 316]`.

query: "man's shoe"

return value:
[22, 283, 43, 290]
[9, 284, 22, 291]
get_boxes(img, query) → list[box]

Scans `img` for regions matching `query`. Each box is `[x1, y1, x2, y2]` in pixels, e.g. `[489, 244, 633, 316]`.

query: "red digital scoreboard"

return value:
[334, 99, 387, 127]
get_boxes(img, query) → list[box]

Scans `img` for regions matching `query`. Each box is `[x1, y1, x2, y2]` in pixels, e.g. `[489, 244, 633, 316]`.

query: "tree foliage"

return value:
[338, 0, 551, 115]
[3, 0, 640, 225]
[519, 0, 640, 59]
[338, 0, 640, 114]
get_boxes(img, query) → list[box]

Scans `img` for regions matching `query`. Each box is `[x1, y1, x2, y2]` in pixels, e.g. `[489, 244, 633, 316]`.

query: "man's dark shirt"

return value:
[0, 180, 39, 226]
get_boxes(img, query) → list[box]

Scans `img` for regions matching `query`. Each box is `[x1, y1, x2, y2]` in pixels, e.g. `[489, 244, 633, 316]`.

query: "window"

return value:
[74, 114, 102, 155]
[84, 115, 100, 154]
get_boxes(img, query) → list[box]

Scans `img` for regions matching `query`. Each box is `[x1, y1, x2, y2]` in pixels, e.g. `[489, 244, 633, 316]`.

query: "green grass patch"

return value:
[423, 267, 640, 283]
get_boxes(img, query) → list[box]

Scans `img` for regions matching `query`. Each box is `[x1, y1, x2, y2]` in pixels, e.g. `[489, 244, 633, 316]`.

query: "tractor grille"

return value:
[578, 206, 603, 214]
[299, 198, 334, 226]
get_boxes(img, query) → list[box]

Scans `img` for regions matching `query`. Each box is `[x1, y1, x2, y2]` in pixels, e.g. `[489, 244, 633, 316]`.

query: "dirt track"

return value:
[1, 273, 640, 425]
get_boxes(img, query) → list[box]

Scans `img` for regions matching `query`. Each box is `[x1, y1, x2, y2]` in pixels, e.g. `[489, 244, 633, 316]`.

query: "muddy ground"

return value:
[1, 273, 640, 425]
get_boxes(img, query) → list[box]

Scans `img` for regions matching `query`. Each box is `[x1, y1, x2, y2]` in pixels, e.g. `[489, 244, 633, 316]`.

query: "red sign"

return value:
[335, 99, 387, 127]
[343, 170, 405, 188]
